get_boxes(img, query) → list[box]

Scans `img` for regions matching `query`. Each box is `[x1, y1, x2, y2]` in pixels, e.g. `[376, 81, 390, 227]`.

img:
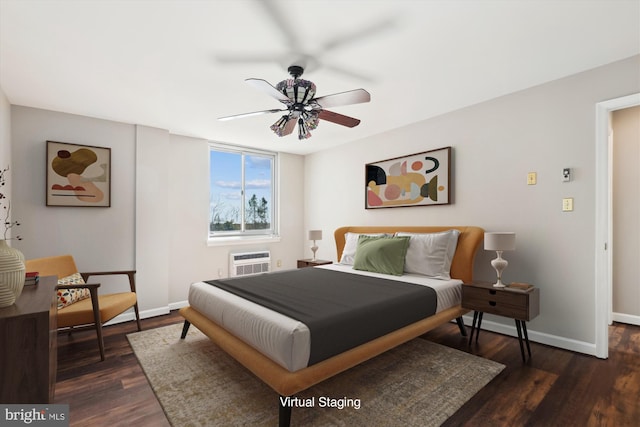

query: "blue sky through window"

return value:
[209, 148, 273, 231]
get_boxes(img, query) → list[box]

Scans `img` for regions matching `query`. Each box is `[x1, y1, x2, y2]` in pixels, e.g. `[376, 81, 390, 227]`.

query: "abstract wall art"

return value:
[46, 141, 111, 207]
[365, 146, 451, 209]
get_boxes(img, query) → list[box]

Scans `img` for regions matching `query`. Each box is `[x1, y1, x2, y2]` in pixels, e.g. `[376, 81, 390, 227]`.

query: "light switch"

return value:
[527, 172, 537, 185]
[562, 198, 574, 212]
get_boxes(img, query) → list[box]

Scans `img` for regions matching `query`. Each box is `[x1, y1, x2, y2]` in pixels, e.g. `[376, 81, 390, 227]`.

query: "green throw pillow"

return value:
[353, 235, 410, 276]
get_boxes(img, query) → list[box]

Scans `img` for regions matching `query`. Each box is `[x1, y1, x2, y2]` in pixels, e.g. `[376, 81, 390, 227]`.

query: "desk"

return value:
[0, 276, 57, 403]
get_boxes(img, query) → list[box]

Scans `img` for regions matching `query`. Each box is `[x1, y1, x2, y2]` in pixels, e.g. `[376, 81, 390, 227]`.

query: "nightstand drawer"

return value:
[462, 286, 539, 321]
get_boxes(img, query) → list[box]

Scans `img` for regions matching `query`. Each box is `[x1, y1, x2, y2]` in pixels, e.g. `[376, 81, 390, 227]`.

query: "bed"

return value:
[179, 225, 484, 426]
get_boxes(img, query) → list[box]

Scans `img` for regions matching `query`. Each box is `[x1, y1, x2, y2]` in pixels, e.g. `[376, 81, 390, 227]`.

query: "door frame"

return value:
[594, 93, 640, 359]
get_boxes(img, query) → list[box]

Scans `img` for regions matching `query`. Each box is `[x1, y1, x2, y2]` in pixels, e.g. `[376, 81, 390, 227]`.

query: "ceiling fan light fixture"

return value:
[298, 118, 309, 140]
[276, 78, 316, 104]
[270, 115, 291, 137]
[297, 111, 320, 140]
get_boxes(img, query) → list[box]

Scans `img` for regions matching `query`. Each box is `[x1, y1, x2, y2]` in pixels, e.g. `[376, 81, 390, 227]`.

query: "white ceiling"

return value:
[1, 0, 639, 155]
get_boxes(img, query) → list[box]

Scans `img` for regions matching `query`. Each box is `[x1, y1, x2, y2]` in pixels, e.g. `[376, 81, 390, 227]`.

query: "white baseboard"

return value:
[101, 301, 189, 327]
[460, 314, 599, 358]
[103, 306, 170, 327]
[168, 300, 189, 311]
[612, 312, 640, 326]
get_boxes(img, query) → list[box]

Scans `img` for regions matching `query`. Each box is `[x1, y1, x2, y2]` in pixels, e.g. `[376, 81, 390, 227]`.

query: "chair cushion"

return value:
[57, 273, 90, 309]
[57, 292, 137, 328]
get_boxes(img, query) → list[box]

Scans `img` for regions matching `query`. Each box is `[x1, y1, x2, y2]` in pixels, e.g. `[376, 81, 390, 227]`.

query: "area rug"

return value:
[128, 323, 504, 427]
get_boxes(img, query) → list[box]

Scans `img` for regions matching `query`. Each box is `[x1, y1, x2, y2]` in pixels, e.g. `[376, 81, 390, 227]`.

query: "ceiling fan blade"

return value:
[321, 17, 396, 53]
[259, 0, 302, 52]
[318, 110, 361, 128]
[218, 108, 286, 121]
[245, 78, 290, 103]
[314, 89, 371, 109]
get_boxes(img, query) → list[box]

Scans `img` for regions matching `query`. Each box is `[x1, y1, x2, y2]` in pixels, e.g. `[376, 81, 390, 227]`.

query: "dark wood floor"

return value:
[54, 311, 640, 426]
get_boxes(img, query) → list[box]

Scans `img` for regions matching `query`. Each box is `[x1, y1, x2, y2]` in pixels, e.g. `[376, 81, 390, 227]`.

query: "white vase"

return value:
[0, 240, 26, 307]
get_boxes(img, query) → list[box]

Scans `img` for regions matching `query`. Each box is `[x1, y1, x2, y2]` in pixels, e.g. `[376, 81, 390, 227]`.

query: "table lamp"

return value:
[484, 232, 516, 287]
[308, 230, 322, 261]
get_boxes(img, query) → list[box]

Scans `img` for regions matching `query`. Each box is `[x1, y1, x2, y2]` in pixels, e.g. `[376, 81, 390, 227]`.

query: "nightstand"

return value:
[462, 281, 540, 361]
[297, 259, 332, 268]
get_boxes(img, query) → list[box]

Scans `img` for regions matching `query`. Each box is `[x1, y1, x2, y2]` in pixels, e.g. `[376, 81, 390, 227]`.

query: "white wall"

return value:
[304, 55, 640, 355]
[0, 88, 11, 238]
[136, 125, 171, 314]
[10, 106, 137, 303]
[11, 107, 136, 270]
[10, 107, 306, 318]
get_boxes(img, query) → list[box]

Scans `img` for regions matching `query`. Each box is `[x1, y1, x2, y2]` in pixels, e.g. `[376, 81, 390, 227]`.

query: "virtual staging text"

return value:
[279, 395, 361, 410]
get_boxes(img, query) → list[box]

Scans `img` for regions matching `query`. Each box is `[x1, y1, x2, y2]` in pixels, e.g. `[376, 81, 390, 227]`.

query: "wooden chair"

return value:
[24, 255, 142, 361]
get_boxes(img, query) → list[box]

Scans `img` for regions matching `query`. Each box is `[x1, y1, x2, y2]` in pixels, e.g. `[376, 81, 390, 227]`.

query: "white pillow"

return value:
[339, 232, 389, 265]
[395, 230, 460, 279]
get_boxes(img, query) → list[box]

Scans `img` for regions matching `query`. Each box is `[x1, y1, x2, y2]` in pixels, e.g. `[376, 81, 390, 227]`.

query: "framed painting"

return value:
[46, 141, 111, 207]
[365, 146, 451, 209]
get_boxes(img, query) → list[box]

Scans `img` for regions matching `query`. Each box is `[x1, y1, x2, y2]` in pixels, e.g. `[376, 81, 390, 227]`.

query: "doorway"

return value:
[595, 93, 640, 359]
[611, 106, 640, 326]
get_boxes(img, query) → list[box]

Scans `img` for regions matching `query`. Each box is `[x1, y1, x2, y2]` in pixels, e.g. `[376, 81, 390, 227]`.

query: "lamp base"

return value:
[491, 251, 508, 288]
[493, 280, 506, 288]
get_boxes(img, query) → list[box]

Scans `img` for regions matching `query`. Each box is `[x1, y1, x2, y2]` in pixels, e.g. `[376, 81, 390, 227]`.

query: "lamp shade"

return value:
[308, 230, 322, 241]
[484, 232, 516, 251]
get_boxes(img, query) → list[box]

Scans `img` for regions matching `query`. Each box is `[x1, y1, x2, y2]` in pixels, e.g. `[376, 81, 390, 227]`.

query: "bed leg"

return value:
[180, 320, 191, 339]
[278, 395, 292, 427]
[455, 317, 467, 337]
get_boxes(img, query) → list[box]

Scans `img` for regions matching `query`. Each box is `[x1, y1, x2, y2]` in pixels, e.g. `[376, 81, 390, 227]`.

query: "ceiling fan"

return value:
[214, 1, 395, 81]
[219, 65, 371, 140]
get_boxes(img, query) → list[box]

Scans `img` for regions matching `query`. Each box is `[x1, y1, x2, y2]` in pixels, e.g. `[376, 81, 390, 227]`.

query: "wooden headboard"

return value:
[334, 226, 484, 284]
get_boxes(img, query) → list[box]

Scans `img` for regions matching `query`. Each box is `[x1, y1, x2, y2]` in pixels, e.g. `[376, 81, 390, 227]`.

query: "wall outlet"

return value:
[562, 198, 574, 211]
[276, 259, 282, 268]
[563, 168, 571, 182]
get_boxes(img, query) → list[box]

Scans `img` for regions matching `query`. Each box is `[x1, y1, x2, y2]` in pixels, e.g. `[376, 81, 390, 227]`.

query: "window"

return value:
[209, 143, 278, 239]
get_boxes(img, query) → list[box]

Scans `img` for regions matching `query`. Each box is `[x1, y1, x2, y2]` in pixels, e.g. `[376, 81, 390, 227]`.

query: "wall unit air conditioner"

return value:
[229, 251, 271, 277]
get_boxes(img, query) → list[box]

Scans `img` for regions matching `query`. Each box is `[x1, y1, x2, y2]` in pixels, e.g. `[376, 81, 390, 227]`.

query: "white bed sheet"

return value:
[188, 264, 462, 372]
